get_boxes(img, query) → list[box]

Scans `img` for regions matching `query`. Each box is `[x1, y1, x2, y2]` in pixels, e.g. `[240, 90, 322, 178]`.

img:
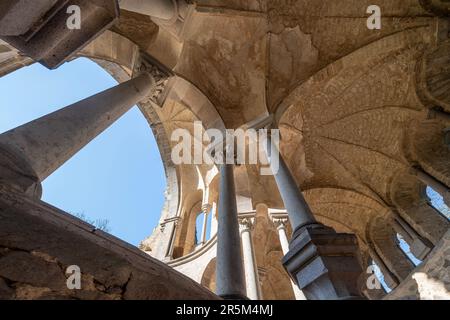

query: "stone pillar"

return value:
[0, 72, 154, 197]
[265, 135, 316, 232]
[215, 163, 247, 299]
[264, 132, 364, 300]
[239, 215, 262, 300]
[200, 203, 211, 244]
[271, 217, 307, 300]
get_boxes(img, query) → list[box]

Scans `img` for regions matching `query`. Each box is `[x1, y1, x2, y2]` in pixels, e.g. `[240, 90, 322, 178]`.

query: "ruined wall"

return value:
[0, 186, 218, 300]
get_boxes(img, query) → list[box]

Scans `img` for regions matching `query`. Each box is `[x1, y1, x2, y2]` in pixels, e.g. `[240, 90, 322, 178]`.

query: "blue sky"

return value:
[0, 58, 166, 246]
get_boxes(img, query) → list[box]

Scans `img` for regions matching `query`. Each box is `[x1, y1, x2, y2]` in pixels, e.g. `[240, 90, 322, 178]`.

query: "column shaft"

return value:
[275, 221, 307, 300]
[265, 131, 364, 299]
[200, 211, 209, 244]
[265, 135, 317, 232]
[240, 219, 261, 300]
[277, 225, 290, 254]
[0, 73, 154, 182]
[215, 163, 247, 299]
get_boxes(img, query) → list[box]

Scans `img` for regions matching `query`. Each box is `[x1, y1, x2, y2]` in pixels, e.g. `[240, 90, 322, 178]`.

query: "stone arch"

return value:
[303, 188, 391, 245]
[404, 119, 450, 188]
[388, 172, 449, 245]
[275, 25, 434, 122]
[416, 41, 450, 112]
[275, 27, 433, 211]
[201, 258, 216, 292]
[172, 196, 202, 258]
[367, 215, 416, 282]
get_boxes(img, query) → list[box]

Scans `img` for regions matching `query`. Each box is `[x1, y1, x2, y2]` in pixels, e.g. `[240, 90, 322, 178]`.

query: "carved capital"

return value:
[135, 53, 172, 106]
[272, 218, 289, 231]
[239, 217, 255, 233]
[159, 216, 181, 232]
[201, 203, 212, 214]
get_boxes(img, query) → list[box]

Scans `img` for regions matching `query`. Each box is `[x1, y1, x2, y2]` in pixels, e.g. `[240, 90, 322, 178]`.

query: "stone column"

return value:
[200, 203, 211, 244]
[0, 72, 154, 197]
[239, 215, 262, 300]
[264, 132, 364, 300]
[265, 134, 316, 232]
[272, 217, 307, 300]
[215, 163, 247, 299]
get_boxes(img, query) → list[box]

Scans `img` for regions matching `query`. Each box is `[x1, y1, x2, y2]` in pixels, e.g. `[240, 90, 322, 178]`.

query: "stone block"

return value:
[282, 225, 364, 300]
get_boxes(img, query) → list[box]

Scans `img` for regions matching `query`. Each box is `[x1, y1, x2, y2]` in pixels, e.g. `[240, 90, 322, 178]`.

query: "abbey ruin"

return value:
[0, 0, 449, 300]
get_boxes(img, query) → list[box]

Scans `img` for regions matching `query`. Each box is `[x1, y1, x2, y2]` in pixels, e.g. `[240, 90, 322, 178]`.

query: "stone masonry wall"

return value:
[0, 186, 218, 300]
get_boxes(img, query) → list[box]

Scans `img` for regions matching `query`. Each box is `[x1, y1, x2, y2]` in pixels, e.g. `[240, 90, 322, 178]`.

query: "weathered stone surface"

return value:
[386, 229, 450, 300]
[0, 251, 67, 291]
[0, 277, 14, 299]
[0, 187, 219, 300]
[0, 0, 449, 300]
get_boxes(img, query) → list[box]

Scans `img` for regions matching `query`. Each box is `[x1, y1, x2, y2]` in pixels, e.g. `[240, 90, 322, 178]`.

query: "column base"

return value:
[282, 224, 365, 300]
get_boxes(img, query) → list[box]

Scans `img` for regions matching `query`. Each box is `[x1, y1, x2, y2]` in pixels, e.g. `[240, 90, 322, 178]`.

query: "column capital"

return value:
[272, 218, 289, 231]
[239, 216, 255, 233]
[201, 203, 212, 214]
[269, 211, 289, 230]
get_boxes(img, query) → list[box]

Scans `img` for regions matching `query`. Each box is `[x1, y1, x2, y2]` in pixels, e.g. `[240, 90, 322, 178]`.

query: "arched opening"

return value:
[395, 234, 422, 266]
[194, 207, 212, 246]
[0, 57, 166, 246]
[426, 186, 450, 220]
[370, 260, 392, 293]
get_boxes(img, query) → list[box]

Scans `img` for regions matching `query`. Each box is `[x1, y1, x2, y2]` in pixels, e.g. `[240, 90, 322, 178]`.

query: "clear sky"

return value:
[0, 57, 166, 246]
